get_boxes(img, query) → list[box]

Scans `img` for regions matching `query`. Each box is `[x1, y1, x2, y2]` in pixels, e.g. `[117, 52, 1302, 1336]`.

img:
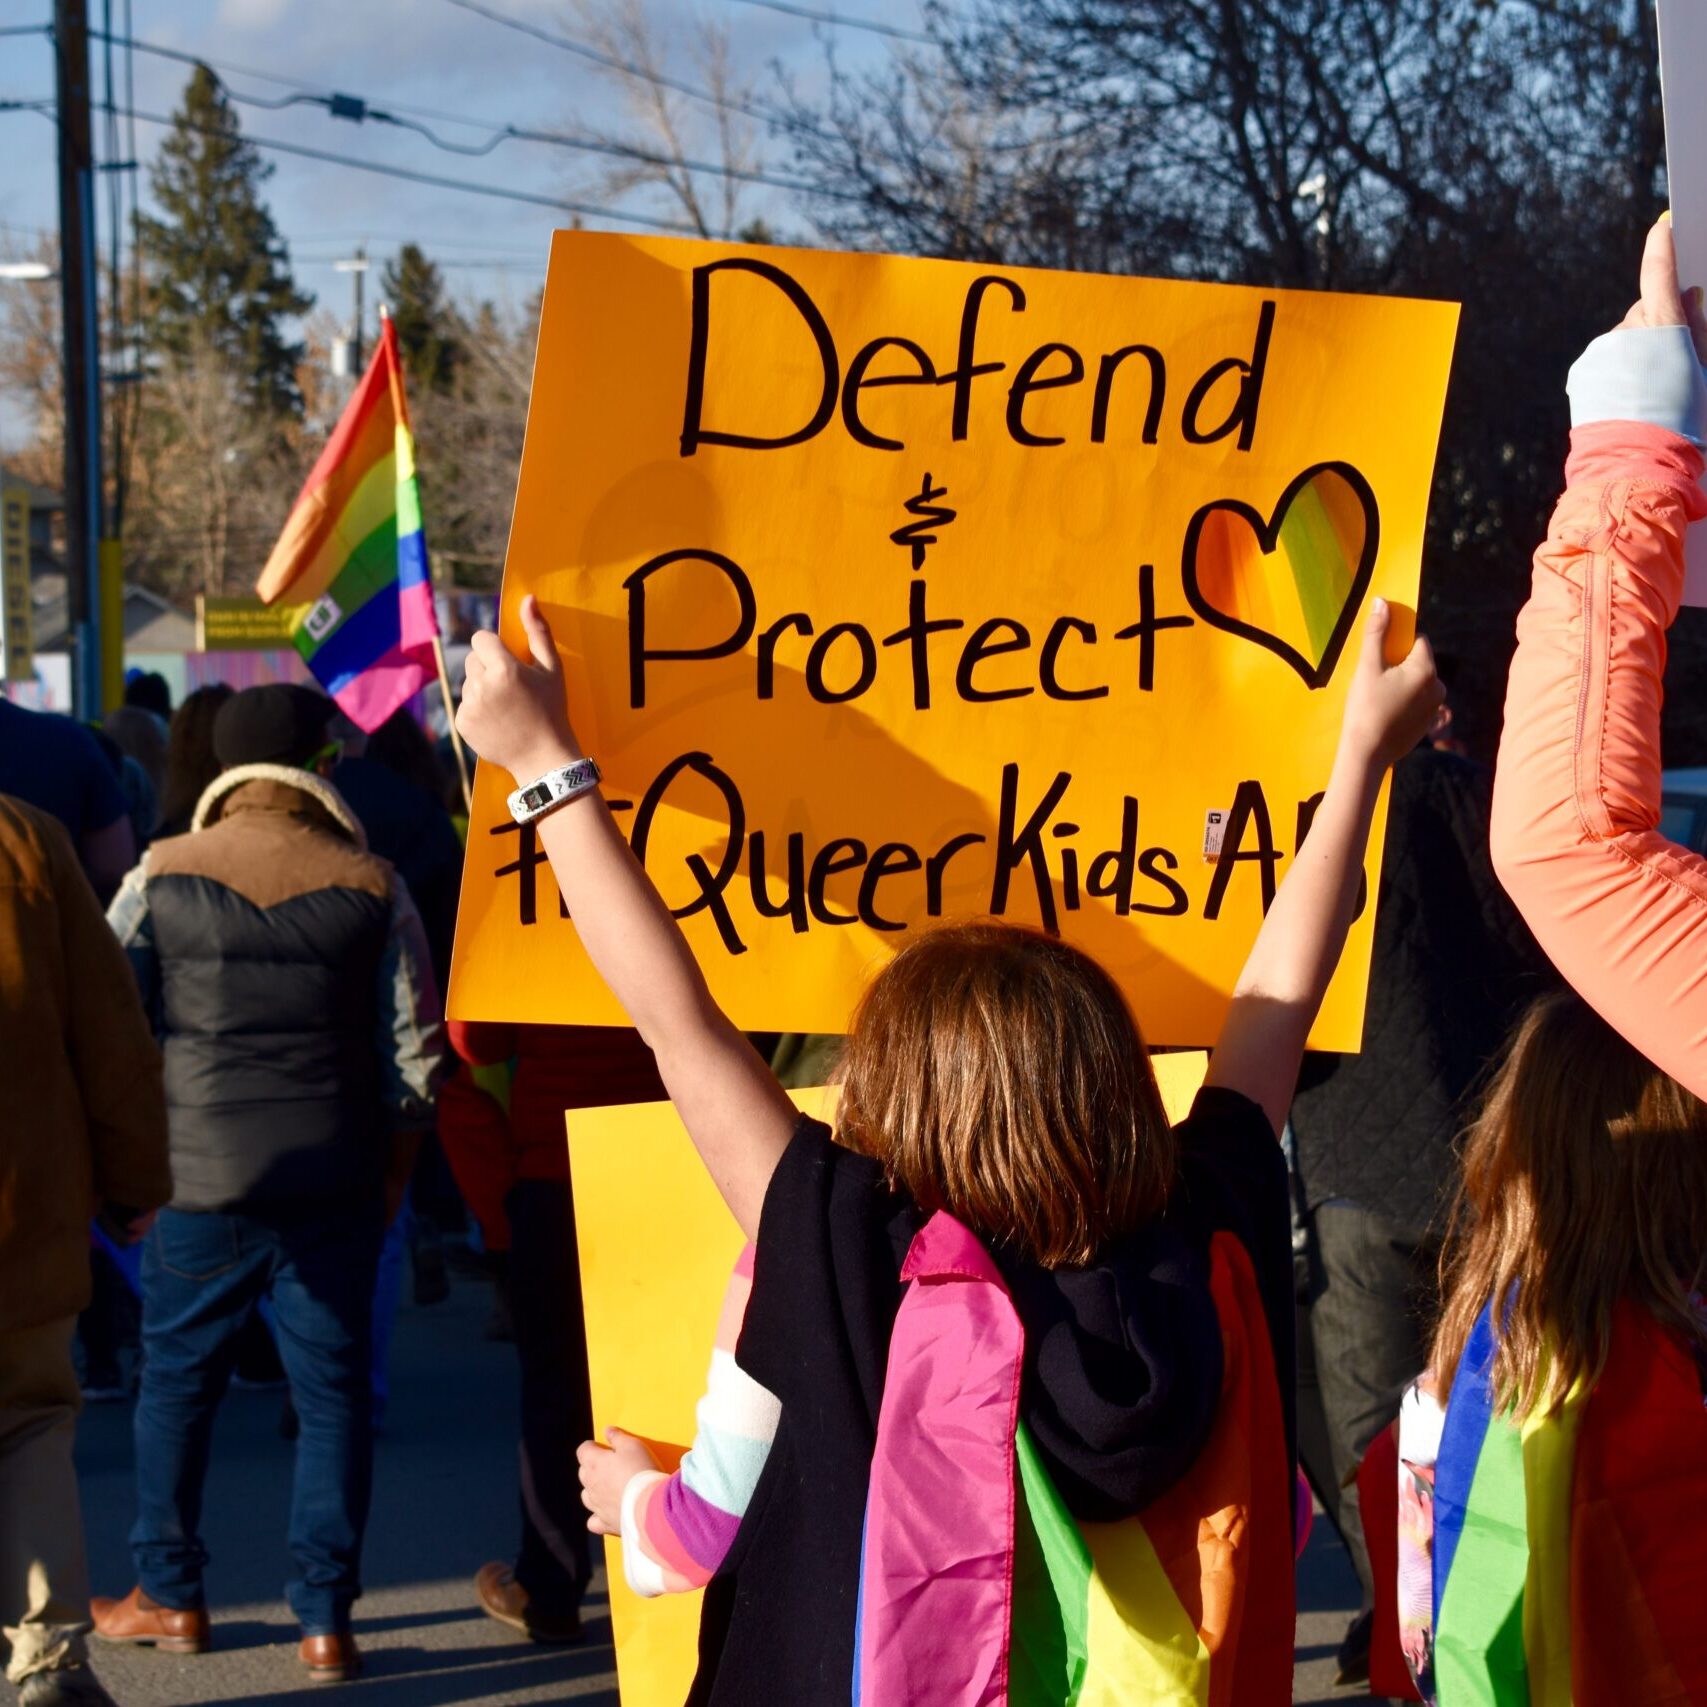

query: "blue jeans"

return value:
[131, 1201, 384, 1634]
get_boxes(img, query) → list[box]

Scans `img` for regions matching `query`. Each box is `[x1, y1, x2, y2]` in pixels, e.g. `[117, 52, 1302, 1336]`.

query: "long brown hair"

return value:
[159, 684, 235, 834]
[1432, 991, 1707, 1418]
[835, 921, 1175, 1269]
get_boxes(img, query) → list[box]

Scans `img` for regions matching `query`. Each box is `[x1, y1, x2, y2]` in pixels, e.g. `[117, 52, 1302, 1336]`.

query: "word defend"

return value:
[448, 235, 1458, 1048]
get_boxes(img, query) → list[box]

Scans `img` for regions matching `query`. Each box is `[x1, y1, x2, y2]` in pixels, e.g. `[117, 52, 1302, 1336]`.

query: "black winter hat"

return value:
[213, 684, 335, 769]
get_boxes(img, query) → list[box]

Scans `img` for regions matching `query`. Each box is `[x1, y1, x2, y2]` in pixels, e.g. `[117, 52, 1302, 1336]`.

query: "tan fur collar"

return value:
[190, 762, 367, 849]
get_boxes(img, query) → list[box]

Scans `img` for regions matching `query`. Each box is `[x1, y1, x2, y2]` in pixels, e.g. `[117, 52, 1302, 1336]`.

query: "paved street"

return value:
[48, 1274, 618, 1707]
[1294, 1512, 1368, 1706]
[6, 1264, 1363, 1705]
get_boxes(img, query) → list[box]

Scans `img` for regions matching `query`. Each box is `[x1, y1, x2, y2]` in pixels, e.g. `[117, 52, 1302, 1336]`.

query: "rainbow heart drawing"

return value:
[1181, 461, 1380, 689]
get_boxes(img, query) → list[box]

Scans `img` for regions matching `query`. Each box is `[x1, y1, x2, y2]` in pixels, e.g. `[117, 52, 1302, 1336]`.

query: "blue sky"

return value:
[0, 0, 910, 442]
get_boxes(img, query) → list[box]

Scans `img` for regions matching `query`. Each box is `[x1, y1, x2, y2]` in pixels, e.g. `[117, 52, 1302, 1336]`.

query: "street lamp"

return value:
[0, 262, 57, 283]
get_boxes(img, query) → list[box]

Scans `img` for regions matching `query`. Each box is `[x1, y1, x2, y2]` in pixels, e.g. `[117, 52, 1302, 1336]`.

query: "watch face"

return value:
[521, 782, 555, 812]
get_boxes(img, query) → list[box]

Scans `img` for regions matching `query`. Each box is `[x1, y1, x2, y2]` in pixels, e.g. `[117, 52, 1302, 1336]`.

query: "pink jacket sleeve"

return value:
[1490, 421, 1707, 1098]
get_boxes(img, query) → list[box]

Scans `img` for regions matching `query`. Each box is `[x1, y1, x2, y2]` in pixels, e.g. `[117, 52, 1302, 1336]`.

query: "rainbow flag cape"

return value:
[1432, 1299, 1707, 1704]
[255, 313, 437, 731]
[853, 1214, 1293, 1706]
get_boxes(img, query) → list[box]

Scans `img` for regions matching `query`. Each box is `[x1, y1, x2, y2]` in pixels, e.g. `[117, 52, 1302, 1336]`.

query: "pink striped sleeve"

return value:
[620, 1244, 781, 1598]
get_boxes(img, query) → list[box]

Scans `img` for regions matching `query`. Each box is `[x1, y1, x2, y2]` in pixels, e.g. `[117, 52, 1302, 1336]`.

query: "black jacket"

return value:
[108, 765, 443, 1213]
[1289, 747, 1550, 1239]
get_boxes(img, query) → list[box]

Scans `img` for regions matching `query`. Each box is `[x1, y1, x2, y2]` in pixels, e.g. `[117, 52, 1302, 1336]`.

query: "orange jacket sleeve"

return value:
[1491, 420, 1707, 1098]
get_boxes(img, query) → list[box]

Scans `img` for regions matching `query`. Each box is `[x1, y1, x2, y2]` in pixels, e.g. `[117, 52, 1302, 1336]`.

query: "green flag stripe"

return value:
[1010, 1422, 1092, 1706]
[291, 513, 400, 664]
[1434, 1412, 1534, 1706]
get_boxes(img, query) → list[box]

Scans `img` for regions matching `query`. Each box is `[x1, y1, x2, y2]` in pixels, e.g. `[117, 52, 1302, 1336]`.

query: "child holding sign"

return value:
[456, 592, 1440, 1703]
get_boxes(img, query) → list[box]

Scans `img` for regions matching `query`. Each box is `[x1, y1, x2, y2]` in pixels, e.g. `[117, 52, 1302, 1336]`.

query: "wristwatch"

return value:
[506, 757, 603, 826]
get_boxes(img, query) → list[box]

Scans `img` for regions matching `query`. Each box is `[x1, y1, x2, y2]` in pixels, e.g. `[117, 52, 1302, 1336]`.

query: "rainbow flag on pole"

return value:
[256, 311, 437, 730]
[1432, 1299, 1707, 1704]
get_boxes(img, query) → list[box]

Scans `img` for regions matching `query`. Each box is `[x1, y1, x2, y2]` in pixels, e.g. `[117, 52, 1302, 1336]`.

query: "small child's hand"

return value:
[576, 1427, 662, 1536]
[457, 593, 583, 784]
[1336, 597, 1444, 774]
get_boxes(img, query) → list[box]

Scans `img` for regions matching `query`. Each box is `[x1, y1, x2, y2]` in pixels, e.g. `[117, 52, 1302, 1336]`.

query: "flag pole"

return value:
[384, 299, 471, 819]
[433, 632, 474, 816]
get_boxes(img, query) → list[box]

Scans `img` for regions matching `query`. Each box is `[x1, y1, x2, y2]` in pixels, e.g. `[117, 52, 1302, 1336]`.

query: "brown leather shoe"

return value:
[90, 1586, 210, 1654]
[474, 1561, 583, 1645]
[298, 1633, 361, 1685]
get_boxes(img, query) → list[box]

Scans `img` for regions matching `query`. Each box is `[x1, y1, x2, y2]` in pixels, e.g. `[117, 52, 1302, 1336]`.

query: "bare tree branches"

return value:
[561, 0, 764, 238]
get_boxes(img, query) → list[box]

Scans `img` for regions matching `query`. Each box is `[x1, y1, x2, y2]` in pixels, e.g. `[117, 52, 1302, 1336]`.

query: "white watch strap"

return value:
[506, 757, 602, 825]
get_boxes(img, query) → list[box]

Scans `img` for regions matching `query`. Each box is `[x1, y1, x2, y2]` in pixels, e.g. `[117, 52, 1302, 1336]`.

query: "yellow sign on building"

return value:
[195, 594, 304, 651]
[449, 234, 1459, 1048]
[0, 478, 33, 684]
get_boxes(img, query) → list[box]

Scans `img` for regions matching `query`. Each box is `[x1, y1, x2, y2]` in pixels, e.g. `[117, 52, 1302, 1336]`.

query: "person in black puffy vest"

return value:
[92, 684, 443, 1687]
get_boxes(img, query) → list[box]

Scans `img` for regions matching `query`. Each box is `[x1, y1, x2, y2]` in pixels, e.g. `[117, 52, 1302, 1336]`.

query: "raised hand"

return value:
[456, 593, 582, 783]
[1617, 215, 1707, 361]
[1337, 597, 1445, 774]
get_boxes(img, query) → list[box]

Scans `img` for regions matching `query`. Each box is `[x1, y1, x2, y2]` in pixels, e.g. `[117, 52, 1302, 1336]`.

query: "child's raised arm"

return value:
[1205, 599, 1443, 1136]
[457, 595, 798, 1237]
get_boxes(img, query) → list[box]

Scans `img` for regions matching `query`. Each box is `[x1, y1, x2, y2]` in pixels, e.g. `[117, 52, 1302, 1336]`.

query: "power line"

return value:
[289, 230, 544, 252]
[293, 252, 540, 271]
[720, 0, 934, 45]
[412, 257, 539, 271]
[92, 29, 493, 134]
[116, 104, 704, 235]
[93, 27, 850, 201]
[89, 32, 335, 100]
[438, 0, 833, 140]
[227, 87, 842, 197]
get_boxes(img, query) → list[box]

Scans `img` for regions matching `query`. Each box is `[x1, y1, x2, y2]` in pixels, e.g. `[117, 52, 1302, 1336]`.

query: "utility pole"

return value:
[332, 247, 369, 384]
[54, 0, 105, 717]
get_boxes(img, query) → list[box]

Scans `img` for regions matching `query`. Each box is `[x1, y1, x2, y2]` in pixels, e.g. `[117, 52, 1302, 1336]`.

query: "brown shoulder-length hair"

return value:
[159, 684, 235, 832]
[835, 921, 1174, 1269]
[1432, 990, 1707, 1420]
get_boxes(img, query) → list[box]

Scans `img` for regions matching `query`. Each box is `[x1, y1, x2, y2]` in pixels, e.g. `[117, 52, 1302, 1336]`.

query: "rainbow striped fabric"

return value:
[854, 1215, 1293, 1706]
[1431, 1299, 1707, 1704]
[623, 1244, 781, 1597]
[256, 313, 437, 731]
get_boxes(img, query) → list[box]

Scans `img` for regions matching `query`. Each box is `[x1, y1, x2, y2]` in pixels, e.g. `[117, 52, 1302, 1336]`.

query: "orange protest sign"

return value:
[449, 234, 1458, 1046]
[569, 1052, 1210, 1706]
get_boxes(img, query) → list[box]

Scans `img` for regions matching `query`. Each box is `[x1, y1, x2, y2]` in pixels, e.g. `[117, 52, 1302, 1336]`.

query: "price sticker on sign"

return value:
[447, 234, 1458, 1048]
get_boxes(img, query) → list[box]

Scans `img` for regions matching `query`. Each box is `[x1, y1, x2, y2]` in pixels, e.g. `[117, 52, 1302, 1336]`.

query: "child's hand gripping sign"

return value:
[448, 235, 1458, 1046]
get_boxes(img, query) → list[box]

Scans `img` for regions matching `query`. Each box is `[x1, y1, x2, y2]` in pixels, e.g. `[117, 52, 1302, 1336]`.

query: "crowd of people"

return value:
[1, 216, 1705, 1707]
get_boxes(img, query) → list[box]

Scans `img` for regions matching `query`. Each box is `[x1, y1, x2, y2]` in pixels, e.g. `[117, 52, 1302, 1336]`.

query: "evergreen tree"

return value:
[381, 244, 463, 392]
[137, 65, 312, 415]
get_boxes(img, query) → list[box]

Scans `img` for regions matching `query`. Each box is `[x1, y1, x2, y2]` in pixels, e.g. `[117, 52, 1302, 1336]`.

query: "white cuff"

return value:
[619, 1470, 670, 1600]
[1398, 1380, 1446, 1468]
[1568, 324, 1707, 448]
